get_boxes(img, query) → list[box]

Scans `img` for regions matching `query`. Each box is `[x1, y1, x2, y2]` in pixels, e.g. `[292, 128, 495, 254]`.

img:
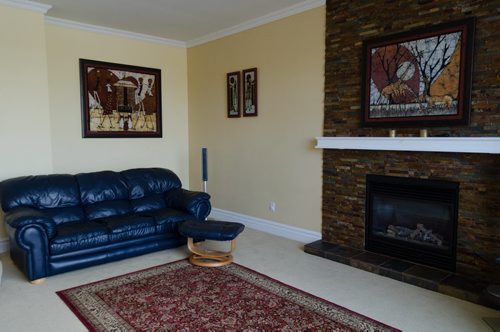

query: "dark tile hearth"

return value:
[403, 265, 450, 292]
[325, 246, 363, 265]
[379, 259, 415, 281]
[304, 240, 491, 308]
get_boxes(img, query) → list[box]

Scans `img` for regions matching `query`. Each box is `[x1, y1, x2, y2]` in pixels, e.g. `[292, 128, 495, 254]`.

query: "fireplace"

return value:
[365, 175, 459, 271]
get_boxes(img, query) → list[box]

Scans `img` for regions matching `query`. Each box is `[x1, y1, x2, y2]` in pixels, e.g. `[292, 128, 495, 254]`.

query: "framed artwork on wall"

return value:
[227, 71, 241, 118]
[80, 59, 162, 138]
[361, 18, 475, 127]
[242, 68, 258, 117]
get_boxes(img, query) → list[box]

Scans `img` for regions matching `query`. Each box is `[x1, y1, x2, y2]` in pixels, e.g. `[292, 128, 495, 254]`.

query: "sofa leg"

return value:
[30, 278, 46, 285]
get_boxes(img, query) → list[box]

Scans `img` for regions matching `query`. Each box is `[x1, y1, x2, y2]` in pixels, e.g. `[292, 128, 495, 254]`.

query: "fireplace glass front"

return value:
[365, 175, 459, 271]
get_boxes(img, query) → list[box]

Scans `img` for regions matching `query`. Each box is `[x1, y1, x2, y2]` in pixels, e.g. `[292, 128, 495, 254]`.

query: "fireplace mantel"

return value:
[315, 137, 500, 154]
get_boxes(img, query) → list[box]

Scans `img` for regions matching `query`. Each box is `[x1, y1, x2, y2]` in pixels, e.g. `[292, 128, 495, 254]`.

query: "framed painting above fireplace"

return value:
[361, 18, 475, 127]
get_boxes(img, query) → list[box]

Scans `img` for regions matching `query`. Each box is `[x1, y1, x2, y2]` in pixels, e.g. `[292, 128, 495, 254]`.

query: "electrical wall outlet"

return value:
[269, 201, 276, 212]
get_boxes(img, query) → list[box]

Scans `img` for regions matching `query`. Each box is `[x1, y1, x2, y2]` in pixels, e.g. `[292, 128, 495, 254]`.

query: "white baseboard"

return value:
[209, 208, 321, 244]
[0, 237, 9, 253]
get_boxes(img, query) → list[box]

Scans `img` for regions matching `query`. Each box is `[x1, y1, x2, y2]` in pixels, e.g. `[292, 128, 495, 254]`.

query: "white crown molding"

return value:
[0, 0, 51, 13]
[0, 237, 9, 254]
[186, 0, 326, 47]
[38, 0, 324, 48]
[45, 16, 187, 48]
[209, 208, 321, 244]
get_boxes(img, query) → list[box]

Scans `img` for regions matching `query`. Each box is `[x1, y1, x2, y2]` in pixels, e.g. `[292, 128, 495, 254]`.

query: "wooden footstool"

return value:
[179, 220, 245, 267]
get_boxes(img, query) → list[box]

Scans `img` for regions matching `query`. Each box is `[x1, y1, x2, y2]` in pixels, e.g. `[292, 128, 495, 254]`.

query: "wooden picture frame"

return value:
[227, 71, 241, 118]
[242, 68, 258, 117]
[80, 59, 162, 138]
[361, 18, 475, 127]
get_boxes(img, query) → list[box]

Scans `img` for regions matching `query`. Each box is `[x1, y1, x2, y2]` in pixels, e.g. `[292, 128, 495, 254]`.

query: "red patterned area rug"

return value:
[57, 259, 400, 331]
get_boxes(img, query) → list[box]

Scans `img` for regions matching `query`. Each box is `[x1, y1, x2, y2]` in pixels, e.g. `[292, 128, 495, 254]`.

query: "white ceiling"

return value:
[24, 0, 324, 46]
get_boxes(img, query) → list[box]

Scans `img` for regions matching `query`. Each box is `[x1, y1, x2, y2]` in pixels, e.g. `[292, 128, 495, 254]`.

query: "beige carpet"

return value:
[0, 228, 499, 331]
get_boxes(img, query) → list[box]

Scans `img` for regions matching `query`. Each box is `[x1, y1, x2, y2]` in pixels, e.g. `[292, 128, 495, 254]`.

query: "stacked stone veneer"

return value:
[322, 0, 499, 283]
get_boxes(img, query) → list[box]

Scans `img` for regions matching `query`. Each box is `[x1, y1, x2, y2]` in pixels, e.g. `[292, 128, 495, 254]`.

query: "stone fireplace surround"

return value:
[307, 0, 500, 307]
[305, 143, 498, 307]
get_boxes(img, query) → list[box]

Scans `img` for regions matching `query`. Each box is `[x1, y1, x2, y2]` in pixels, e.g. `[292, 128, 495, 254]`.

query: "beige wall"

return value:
[0, 9, 190, 241]
[0, 6, 53, 180]
[0, 5, 324, 243]
[187, 7, 325, 232]
[45, 24, 190, 183]
[0, 5, 53, 239]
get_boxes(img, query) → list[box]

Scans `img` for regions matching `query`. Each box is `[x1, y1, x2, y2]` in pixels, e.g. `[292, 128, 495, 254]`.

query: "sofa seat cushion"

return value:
[84, 200, 132, 221]
[142, 208, 193, 233]
[98, 215, 156, 242]
[130, 194, 166, 213]
[50, 221, 110, 255]
[44, 206, 85, 225]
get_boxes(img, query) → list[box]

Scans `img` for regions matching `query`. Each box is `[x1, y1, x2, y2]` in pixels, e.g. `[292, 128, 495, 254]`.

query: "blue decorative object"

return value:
[202, 148, 208, 181]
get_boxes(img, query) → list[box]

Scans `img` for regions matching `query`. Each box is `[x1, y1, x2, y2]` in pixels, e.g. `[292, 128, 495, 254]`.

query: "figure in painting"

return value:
[244, 72, 256, 114]
[229, 76, 238, 116]
[135, 77, 145, 117]
[127, 76, 155, 131]
[141, 78, 157, 130]
[87, 68, 118, 129]
[114, 79, 137, 131]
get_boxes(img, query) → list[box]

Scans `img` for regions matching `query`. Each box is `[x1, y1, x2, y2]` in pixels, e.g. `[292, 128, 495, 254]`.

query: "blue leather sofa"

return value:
[0, 168, 211, 283]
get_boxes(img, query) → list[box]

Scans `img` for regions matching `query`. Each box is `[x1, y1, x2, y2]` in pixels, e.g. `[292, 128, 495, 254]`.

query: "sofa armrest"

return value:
[5, 206, 57, 239]
[164, 189, 211, 220]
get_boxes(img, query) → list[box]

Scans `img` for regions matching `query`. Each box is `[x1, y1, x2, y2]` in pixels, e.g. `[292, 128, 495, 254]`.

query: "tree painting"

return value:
[362, 19, 474, 126]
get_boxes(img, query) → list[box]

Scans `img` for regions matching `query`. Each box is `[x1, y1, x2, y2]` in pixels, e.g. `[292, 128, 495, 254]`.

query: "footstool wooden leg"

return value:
[187, 237, 237, 267]
[179, 220, 245, 267]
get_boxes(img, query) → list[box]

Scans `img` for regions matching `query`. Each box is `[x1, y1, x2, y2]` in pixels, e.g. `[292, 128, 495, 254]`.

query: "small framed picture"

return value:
[242, 68, 258, 117]
[227, 71, 241, 118]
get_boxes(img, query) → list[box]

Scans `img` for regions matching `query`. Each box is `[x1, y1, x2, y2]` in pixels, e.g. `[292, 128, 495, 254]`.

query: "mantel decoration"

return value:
[80, 59, 162, 138]
[361, 18, 475, 127]
[227, 71, 241, 118]
[242, 67, 258, 117]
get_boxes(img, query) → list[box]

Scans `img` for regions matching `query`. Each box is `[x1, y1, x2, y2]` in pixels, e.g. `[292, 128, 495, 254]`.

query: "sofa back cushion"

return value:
[121, 168, 182, 213]
[76, 171, 132, 220]
[0, 175, 84, 225]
